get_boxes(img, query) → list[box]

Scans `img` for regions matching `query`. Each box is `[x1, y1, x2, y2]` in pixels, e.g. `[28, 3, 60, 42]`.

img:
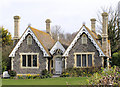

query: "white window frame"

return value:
[74, 52, 95, 68]
[20, 53, 39, 69]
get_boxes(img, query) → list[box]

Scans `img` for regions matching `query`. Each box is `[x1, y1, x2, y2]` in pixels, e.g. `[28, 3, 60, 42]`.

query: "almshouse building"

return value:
[9, 12, 111, 75]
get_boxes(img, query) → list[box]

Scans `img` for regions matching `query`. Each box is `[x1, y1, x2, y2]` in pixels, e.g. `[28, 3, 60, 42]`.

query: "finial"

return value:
[83, 22, 86, 26]
[28, 23, 31, 27]
[57, 33, 60, 41]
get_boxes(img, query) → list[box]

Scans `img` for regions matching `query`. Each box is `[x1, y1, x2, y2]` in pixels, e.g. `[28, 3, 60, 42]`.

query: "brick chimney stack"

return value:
[13, 16, 20, 46]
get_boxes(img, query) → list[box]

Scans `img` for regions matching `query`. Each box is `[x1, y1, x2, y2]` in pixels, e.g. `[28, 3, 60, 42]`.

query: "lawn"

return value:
[2, 77, 88, 85]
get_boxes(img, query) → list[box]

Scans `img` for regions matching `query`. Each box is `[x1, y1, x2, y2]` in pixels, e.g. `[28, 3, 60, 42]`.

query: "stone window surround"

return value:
[82, 34, 87, 44]
[20, 53, 39, 69]
[27, 35, 32, 45]
[74, 52, 95, 68]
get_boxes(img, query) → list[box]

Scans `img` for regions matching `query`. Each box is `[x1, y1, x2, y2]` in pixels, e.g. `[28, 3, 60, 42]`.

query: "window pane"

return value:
[27, 35, 32, 45]
[28, 55, 31, 67]
[51, 60, 53, 67]
[77, 55, 81, 67]
[33, 55, 37, 67]
[82, 34, 87, 44]
[88, 54, 92, 67]
[82, 54, 86, 67]
[22, 55, 26, 67]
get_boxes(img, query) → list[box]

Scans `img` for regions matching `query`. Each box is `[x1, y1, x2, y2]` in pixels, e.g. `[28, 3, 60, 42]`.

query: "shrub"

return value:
[41, 69, 53, 79]
[8, 70, 16, 77]
[60, 72, 69, 77]
[87, 66, 120, 86]
[112, 51, 120, 67]
[41, 69, 48, 75]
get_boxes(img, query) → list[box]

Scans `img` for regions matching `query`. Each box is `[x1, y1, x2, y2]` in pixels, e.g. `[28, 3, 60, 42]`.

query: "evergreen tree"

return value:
[1, 27, 13, 72]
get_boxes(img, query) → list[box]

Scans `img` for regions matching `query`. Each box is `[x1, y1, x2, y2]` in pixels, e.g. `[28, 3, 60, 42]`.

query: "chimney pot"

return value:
[45, 19, 51, 23]
[102, 12, 108, 16]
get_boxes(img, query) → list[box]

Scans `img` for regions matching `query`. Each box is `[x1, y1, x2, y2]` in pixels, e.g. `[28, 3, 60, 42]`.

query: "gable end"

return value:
[63, 26, 105, 57]
[9, 27, 50, 57]
[50, 41, 65, 55]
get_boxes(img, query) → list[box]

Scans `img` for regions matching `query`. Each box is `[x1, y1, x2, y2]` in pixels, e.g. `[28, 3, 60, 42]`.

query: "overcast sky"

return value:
[0, 0, 120, 37]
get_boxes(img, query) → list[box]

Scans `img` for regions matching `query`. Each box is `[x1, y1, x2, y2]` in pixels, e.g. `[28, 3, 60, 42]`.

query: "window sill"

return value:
[21, 67, 39, 69]
[75, 66, 94, 68]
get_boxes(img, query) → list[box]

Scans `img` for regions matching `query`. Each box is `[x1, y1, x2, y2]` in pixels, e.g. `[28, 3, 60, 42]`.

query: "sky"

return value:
[0, 0, 120, 37]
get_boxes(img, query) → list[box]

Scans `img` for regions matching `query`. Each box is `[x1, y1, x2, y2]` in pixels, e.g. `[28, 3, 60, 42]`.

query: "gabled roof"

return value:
[30, 27, 55, 50]
[50, 41, 65, 55]
[9, 26, 54, 57]
[63, 25, 105, 57]
[91, 31, 99, 39]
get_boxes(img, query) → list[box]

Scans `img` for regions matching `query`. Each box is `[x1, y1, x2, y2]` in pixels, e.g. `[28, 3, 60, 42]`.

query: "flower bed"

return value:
[60, 67, 101, 77]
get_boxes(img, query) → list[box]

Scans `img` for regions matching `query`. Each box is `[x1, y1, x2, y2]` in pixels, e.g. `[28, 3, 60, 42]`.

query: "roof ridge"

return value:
[30, 26, 50, 36]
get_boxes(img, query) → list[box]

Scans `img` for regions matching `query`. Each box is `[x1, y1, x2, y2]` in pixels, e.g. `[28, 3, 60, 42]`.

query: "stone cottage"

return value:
[9, 12, 111, 75]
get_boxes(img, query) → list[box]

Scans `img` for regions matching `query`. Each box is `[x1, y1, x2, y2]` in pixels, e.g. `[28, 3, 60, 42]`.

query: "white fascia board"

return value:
[50, 41, 65, 55]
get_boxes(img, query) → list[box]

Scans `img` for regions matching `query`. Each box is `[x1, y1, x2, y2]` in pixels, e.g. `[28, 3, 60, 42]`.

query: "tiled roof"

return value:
[91, 31, 99, 39]
[87, 26, 111, 58]
[30, 26, 55, 52]
[84, 25, 106, 55]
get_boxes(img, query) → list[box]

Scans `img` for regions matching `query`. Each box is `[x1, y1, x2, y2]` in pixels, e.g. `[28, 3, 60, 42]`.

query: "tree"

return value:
[1, 27, 13, 72]
[51, 25, 78, 45]
[51, 25, 61, 41]
[2, 27, 13, 46]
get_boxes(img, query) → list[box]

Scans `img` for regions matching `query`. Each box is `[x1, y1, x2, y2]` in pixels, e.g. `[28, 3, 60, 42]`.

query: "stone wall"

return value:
[13, 34, 46, 74]
[67, 33, 102, 68]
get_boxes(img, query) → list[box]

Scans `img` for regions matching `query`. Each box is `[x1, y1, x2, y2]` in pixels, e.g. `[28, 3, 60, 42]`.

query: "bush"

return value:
[8, 70, 16, 77]
[112, 51, 120, 67]
[87, 66, 120, 86]
[41, 69, 53, 79]
[41, 69, 48, 75]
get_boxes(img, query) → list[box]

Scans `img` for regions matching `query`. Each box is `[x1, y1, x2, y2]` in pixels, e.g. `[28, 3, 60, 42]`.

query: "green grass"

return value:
[2, 77, 88, 85]
[0, 77, 2, 86]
